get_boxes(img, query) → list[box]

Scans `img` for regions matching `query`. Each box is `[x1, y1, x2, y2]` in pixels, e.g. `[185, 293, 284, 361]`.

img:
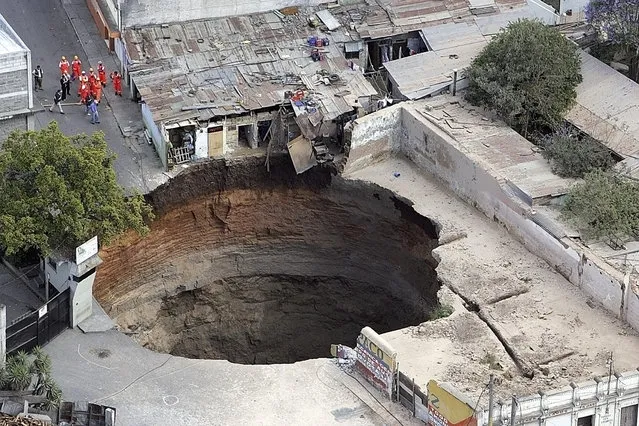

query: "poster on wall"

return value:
[76, 235, 98, 265]
[354, 326, 398, 398]
[427, 380, 477, 426]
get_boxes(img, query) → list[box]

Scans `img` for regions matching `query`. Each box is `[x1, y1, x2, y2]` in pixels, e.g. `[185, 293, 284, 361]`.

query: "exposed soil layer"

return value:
[95, 156, 441, 364]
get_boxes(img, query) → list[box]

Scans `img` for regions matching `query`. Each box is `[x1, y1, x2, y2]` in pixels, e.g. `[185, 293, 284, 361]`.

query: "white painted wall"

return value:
[69, 271, 96, 327]
[195, 128, 208, 158]
[121, 0, 332, 27]
[559, 0, 588, 19]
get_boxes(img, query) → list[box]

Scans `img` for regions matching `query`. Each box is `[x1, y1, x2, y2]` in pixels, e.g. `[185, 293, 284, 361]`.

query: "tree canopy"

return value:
[0, 122, 154, 257]
[541, 126, 614, 178]
[466, 19, 582, 137]
[562, 169, 639, 241]
[586, 0, 639, 81]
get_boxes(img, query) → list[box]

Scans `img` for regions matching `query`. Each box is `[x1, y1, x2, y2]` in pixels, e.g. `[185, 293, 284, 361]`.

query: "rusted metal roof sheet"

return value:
[125, 9, 376, 124]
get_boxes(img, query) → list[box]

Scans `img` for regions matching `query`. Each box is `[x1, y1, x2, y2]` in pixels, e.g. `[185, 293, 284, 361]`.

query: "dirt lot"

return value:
[347, 156, 639, 401]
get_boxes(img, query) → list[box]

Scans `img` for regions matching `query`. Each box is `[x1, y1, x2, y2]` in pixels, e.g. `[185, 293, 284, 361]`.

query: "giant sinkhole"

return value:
[95, 156, 441, 365]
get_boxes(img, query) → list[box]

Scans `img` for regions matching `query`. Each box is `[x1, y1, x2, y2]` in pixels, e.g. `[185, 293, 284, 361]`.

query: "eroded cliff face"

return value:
[95, 156, 441, 364]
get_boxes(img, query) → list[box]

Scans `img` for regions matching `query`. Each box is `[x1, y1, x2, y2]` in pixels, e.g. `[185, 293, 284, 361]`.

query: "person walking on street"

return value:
[97, 61, 107, 87]
[60, 72, 71, 99]
[89, 99, 100, 124]
[49, 89, 64, 114]
[85, 93, 94, 115]
[32, 65, 43, 91]
[59, 56, 70, 75]
[110, 71, 122, 96]
[71, 56, 82, 81]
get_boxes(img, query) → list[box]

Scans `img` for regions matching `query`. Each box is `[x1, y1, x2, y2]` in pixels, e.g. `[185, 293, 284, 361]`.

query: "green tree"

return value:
[0, 122, 154, 256]
[586, 0, 639, 82]
[466, 19, 582, 137]
[541, 126, 615, 178]
[562, 169, 639, 240]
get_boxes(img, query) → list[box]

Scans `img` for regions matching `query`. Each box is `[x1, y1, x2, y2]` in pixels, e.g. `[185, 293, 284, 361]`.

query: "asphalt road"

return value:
[0, 0, 164, 191]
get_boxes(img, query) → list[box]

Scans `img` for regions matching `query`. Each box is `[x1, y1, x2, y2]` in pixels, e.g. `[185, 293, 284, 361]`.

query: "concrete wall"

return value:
[0, 52, 30, 115]
[141, 102, 167, 170]
[0, 115, 28, 144]
[45, 258, 98, 327]
[346, 104, 639, 332]
[346, 103, 403, 172]
[120, 0, 333, 27]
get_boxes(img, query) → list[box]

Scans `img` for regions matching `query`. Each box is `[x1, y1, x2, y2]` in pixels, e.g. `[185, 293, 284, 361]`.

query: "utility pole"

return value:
[488, 374, 495, 426]
[510, 395, 518, 426]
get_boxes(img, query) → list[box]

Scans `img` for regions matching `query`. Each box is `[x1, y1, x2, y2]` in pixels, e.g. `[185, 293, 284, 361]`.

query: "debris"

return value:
[393, 172, 401, 178]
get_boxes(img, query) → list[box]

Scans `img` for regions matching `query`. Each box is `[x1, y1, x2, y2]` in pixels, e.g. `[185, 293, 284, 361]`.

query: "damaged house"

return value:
[123, 8, 377, 172]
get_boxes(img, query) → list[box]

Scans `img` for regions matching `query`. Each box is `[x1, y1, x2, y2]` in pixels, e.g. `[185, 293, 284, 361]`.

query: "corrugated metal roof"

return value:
[126, 10, 377, 124]
[474, 6, 540, 35]
[354, 0, 527, 39]
[566, 50, 639, 158]
[385, 52, 453, 99]
[384, 29, 486, 100]
[421, 21, 486, 50]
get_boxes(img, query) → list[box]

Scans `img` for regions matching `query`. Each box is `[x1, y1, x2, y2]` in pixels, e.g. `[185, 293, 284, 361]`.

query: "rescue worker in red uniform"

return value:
[91, 75, 102, 102]
[97, 61, 107, 87]
[71, 56, 82, 81]
[77, 70, 89, 98]
[59, 56, 70, 76]
[79, 78, 90, 105]
[110, 71, 122, 96]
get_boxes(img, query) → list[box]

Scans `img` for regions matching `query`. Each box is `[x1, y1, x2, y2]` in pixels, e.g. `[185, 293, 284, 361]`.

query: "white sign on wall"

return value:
[75, 236, 99, 265]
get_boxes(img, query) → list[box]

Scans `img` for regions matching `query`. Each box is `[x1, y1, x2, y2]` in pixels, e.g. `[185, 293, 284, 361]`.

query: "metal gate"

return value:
[6, 287, 70, 355]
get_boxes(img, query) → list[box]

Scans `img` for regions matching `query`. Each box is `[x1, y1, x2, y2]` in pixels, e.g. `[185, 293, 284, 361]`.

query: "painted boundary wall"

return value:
[345, 103, 639, 332]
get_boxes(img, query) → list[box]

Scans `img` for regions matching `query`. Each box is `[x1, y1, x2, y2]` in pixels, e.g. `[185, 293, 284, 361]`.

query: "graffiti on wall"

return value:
[355, 326, 398, 398]
[427, 380, 477, 426]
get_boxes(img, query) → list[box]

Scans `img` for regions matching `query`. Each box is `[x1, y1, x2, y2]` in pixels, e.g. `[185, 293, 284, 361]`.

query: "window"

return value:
[621, 405, 638, 426]
[577, 415, 593, 426]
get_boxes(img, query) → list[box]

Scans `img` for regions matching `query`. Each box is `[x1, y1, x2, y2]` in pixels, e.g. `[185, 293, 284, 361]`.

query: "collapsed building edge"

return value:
[343, 99, 639, 332]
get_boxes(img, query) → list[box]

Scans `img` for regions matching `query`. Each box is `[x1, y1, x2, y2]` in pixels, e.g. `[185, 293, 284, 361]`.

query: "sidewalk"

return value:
[61, 0, 168, 192]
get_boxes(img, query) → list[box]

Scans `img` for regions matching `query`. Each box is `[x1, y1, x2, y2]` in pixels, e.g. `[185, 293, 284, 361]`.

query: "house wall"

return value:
[0, 115, 28, 144]
[141, 102, 167, 170]
[120, 0, 333, 27]
[44, 259, 97, 327]
[346, 103, 403, 172]
[345, 104, 639, 332]
[559, 0, 588, 20]
[195, 128, 208, 158]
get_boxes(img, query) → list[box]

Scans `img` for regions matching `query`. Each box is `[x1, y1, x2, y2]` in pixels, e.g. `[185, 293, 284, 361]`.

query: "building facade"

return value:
[0, 13, 32, 143]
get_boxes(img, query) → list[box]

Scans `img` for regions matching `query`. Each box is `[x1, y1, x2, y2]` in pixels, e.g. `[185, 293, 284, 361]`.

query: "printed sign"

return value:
[427, 380, 477, 426]
[75, 235, 98, 265]
[354, 326, 398, 398]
